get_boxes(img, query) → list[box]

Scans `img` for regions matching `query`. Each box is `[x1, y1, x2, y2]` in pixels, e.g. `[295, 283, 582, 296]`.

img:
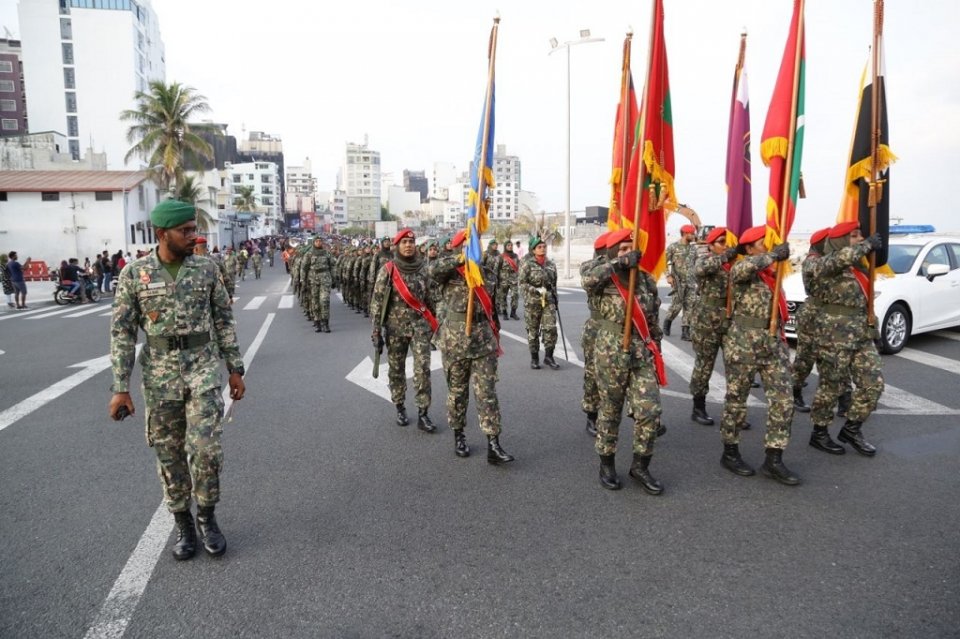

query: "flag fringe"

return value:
[844, 144, 897, 194]
[760, 136, 789, 166]
[464, 260, 484, 290]
[642, 140, 676, 207]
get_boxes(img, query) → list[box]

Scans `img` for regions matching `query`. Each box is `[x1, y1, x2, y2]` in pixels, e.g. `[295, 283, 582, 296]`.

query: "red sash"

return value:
[457, 266, 503, 356]
[850, 267, 870, 300]
[385, 262, 438, 332]
[757, 266, 789, 341]
[611, 277, 668, 386]
[502, 254, 518, 273]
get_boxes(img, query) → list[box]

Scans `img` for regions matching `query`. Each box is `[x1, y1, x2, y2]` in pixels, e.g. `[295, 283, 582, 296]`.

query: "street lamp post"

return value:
[549, 29, 604, 278]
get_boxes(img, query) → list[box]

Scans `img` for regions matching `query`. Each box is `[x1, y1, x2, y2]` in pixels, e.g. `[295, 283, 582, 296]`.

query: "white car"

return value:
[784, 234, 960, 354]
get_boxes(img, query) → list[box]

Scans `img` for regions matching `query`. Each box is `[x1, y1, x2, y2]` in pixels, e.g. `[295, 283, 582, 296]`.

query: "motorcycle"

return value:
[53, 271, 101, 305]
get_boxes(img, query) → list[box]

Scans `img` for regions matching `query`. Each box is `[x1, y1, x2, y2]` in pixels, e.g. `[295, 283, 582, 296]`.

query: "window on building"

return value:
[130, 224, 136, 243]
[2, 118, 19, 131]
[95, 191, 113, 201]
[0, 192, 7, 201]
[65, 92, 77, 113]
[246, 174, 254, 180]
[62, 43, 74, 64]
[146, 221, 153, 243]
[42, 192, 60, 201]
[60, 0, 70, 14]
[232, 174, 241, 184]
[60, 18, 72, 39]
[137, 184, 145, 209]
[0, 61, 12, 73]
[63, 67, 75, 89]
[0, 100, 15, 112]
[67, 115, 78, 137]
[68, 139, 80, 160]
[0, 80, 13, 93]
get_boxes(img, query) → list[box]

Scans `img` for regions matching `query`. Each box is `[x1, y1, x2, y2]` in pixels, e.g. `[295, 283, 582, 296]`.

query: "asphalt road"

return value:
[1, 265, 958, 638]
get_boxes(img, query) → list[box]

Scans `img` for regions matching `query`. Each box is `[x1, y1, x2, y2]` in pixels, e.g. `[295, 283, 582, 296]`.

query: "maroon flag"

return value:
[725, 34, 752, 238]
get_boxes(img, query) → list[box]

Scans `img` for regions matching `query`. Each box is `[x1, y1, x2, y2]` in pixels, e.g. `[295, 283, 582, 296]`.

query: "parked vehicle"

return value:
[784, 234, 960, 354]
[52, 271, 101, 305]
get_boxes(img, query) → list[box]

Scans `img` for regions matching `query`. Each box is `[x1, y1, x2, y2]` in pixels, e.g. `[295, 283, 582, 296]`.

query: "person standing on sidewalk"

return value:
[1, 253, 15, 308]
[6, 251, 31, 309]
[108, 199, 246, 561]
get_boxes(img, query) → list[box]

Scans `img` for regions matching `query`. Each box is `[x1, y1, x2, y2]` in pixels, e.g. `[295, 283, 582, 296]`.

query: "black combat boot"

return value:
[628, 454, 664, 495]
[720, 444, 755, 476]
[760, 448, 801, 486]
[656, 421, 667, 437]
[195, 505, 226, 556]
[599, 454, 621, 490]
[314, 321, 323, 332]
[691, 395, 714, 425]
[837, 420, 876, 456]
[396, 404, 410, 426]
[172, 510, 197, 561]
[680, 325, 691, 341]
[585, 411, 598, 437]
[487, 435, 515, 465]
[322, 320, 331, 333]
[530, 350, 541, 370]
[662, 318, 672, 336]
[417, 407, 436, 433]
[543, 348, 560, 370]
[454, 429, 470, 458]
[809, 425, 845, 455]
[510, 309, 519, 320]
[793, 386, 811, 412]
[836, 391, 852, 418]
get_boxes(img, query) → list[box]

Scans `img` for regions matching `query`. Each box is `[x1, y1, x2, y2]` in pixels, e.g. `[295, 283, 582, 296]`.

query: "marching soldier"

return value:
[481, 239, 502, 307]
[370, 229, 438, 432]
[791, 227, 831, 414]
[497, 239, 521, 320]
[429, 230, 514, 464]
[664, 224, 698, 340]
[252, 249, 263, 280]
[580, 232, 609, 436]
[688, 227, 739, 426]
[108, 199, 246, 560]
[222, 248, 238, 301]
[305, 236, 335, 333]
[194, 238, 234, 304]
[518, 237, 560, 370]
[719, 225, 799, 485]
[368, 237, 392, 298]
[807, 222, 884, 456]
[581, 229, 666, 494]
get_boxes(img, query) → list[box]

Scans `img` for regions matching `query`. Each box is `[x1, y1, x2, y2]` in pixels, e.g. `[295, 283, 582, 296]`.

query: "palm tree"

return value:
[121, 81, 215, 191]
[234, 184, 258, 214]
[172, 174, 213, 233]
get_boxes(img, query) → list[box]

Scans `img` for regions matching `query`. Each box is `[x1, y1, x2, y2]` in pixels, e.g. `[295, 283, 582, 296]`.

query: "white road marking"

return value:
[659, 340, 763, 406]
[100, 310, 113, 317]
[83, 313, 275, 639]
[280, 279, 291, 295]
[65, 304, 113, 318]
[556, 287, 581, 294]
[278, 295, 294, 309]
[0, 305, 61, 321]
[931, 330, 960, 343]
[895, 347, 960, 376]
[345, 350, 444, 403]
[26, 306, 82, 320]
[499, 329, 584, 368]
[876, 383, 960, 415]
[243, 295, 266, 311]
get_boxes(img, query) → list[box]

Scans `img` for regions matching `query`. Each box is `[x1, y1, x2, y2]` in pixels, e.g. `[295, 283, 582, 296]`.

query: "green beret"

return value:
[150, 199, 196, 229]
[529, 236, 545, 252]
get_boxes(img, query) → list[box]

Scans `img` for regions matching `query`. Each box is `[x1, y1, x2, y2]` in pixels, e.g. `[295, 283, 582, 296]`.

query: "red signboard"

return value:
[301, 212, 316, 230]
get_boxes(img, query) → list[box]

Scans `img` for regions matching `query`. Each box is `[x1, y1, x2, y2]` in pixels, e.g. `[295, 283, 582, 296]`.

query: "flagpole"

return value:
[617, 31, 634, 229]
[867, 0, 884, 326]
[623, 0, 658, 351]
[768, 0, 805, 335]
[726, 32, 747, 320]
[466, 15, 499, 337]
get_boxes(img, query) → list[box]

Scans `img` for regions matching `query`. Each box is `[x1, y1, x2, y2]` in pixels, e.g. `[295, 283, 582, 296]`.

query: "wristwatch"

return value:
[229, 366, 245, 377]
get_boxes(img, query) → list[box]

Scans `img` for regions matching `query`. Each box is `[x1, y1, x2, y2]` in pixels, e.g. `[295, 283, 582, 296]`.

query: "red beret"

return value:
[809, 227, 831, 245]
[680, 224, 696, 234]
[605, 228, 633, 249]
[450, 229, 467, 248]
[705, 227, 728, 244]
[194, 237, 207, 244]
[593, 232, 610, 250]
[738, 225, 767, 246]
[828, 221, 860, 238]
[392, 228, 415, 245]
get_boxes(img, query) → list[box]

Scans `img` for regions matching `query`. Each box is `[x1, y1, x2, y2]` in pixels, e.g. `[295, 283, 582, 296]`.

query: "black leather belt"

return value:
[146, 333, 211, 352]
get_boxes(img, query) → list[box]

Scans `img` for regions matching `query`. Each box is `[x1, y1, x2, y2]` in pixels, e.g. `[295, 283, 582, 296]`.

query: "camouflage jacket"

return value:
[498, 250, 520, 284]
[518, 254, 558, 304]
[580, 255, 604, 316]
[666, 240, 696, 282]
[582, 259, 661, 361]
[809, 242, 876, 344]
[692, 250, 732, 330]
[429, 255, 498, 360]
[369, 249, 392, 286]
[252, 253, 262, 266]
[370, 257, 433, 338]
[304, 247, 335, 285]
[725, 253, 784, 362]
[110, 251, 242, 401]
[482, 249, 502, 281]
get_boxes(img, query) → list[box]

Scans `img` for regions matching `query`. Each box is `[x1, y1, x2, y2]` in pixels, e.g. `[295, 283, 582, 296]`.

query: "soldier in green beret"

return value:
[108, 199, 246, 561]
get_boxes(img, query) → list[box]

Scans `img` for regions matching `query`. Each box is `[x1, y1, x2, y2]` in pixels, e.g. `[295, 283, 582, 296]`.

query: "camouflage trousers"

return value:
[497, 279, 519, 316]
[442, 351, 501, 436]
[720, 338, 794, 449]
[145, 388, 225, 513]
[254, 266, 261, 279]
[665, 281, 692, 326]
[387, 330, 432, 409]
[580, 317, 600, 414]
[524, 300, 557, 352]
[792, 301, 818, 386]
[811, 340, 883, 426]
[594, 330, 662, 457]
[309, 281, 331, 322]
[689, 318, 726, 398]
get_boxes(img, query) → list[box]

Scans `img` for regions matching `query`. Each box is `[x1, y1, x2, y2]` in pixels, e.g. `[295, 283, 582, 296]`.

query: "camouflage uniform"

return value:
[582, 258, 662, 458]
[305, 245, 335, 326]
[481, 245, 502, 309]
[689, 245, 731, 397]
[212, 252, 235, 300]
[518, 253, 559, 356]
[579, 254, 604, 417]
[290, 248, 303, 296]
[721, 253, 793, 449]
[429, 255, 502, 436]
[298, 246, 313, 315]
[222, 252, 238, 297]
[110, 252, 243, 513]
[497, 247, 521, 318]
[252, 252, 262, 279]
[370, 255, 433, 411]
[665, 240, 697, 328]
[808, 241, 884, 429]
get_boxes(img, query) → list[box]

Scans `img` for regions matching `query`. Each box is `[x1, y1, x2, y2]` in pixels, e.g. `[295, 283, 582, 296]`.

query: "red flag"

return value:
[760, 0, 805, 248]
[608, 34, 639, 232]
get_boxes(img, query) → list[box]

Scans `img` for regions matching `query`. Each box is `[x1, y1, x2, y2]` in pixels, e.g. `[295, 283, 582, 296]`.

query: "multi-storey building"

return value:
[490, 144, 520, 221]
[431, 161, 458, 199]
[331, 190, 347, 228]
[226, 161, 280, 237]
[340, 139, 381, 224]
[0, 38, 28, 137]
[402, 169, 428, 203]
[17, 0, 165, 165]
[238, 130, 284, 212]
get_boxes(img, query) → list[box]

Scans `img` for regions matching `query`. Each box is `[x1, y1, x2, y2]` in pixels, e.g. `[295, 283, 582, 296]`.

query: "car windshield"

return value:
[886, 244, 922, 274]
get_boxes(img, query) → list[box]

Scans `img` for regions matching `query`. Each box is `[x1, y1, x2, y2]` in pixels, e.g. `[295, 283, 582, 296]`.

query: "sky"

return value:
[3, 0, 959, 233]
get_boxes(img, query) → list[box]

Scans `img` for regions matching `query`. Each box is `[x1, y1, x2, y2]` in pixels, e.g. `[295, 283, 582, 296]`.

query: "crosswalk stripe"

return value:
[28, 306, 83, 320]
[876, 383, 960, 415]
[99, 310, 112, 317]
[243, 296, 267, 311]
[65, 304, 112, 318]
[895, 347, 960, 376]
[931, 330, 960, 343]
[0, 305, 60, 321]
[279, 295, 294, 309]
[659, 340, 763, 406]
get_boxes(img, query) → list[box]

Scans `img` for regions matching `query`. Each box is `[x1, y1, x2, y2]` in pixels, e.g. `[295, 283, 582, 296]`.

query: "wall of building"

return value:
[387, 185, 421, 217]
